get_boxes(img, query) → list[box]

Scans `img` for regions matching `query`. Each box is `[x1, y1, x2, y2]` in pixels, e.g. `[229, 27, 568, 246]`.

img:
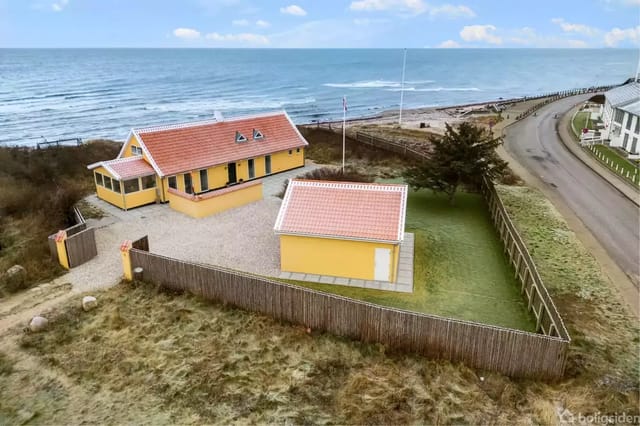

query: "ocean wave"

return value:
[324, 80, 402, 88]
[143, 96, 317, 113]
[385, 87, 481, 92]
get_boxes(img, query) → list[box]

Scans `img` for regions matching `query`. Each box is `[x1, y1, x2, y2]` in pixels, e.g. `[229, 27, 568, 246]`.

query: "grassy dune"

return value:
[2, 184, 637, 424]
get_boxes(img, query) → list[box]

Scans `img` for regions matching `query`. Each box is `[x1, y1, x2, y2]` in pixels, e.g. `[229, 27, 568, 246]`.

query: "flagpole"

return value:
[399, 48, 407, 126]
[342, 95, 346, 173]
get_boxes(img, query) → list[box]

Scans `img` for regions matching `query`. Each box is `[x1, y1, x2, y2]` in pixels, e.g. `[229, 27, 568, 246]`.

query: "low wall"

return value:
[167, 180, 263, 218]
[128, 248, 568, 380]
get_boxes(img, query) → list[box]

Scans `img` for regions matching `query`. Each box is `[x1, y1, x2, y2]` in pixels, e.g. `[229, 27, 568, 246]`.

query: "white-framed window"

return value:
[131, 145, 143, 155]
[235, 131, 247, 143]
[635, 117, 639, 135]
[614, 109, 624, 124]
[253, 129, 264, 140]
[124, 179, 140, 194]
[168, 176, 177, 189]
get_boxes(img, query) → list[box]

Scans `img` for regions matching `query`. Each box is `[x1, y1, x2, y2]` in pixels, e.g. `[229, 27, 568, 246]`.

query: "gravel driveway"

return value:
[67, 164, 322, 293]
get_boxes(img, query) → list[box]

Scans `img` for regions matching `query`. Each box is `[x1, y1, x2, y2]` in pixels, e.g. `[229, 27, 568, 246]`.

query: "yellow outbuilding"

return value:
[88, 111, 307, 216]
[274, 179, 408, 283]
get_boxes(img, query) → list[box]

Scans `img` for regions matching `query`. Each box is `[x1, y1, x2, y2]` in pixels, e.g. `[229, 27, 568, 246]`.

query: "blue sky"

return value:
[1, 0, 639, 48]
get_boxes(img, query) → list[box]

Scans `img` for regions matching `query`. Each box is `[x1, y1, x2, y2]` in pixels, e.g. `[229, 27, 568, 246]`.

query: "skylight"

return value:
[253, 129, 264, 140]
[236, 131, 248, 143]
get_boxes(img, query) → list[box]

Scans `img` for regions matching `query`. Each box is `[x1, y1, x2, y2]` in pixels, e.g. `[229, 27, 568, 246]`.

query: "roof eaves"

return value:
[274, 229, 401, 244]
[396, 186, 408, 241]
[282, 110, 309, 147]
[116, 130, 135, 159]
[132, 129, 165, 177]
[273, 178, 295, 232]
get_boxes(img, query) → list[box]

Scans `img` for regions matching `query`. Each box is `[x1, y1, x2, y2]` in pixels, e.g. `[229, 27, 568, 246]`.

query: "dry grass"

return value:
[0, 141, 120, 295]
[1, 178, 638, 424]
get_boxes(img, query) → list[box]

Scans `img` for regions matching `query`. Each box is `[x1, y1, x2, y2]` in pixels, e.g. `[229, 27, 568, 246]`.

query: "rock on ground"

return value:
[82, 296, 98, 311]
[29, 316, 48, 332]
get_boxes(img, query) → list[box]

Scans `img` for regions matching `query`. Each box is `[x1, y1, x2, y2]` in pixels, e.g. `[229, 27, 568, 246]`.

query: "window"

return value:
[112, 180, 121, 193]
[625, 113, 632, 130]
[288, 150, 292, 155]
[200, 169, 209, 191]
[253, 129, 264, 140]
[622, 133, 629, 149]
[296, 148, 300, 153]
[631, 137, 638, 154]
[184, 173, 193, 194]
[141, 175, 156, 189]
[95, 172, 104, 186]
[635, 117, 639, 135]
[235, 131, 247, 143]
[104, 176, 113, 191]
[614, 109, 624, 124]
[124, 178, 140, 194]
[248, 159, 255, 179]
[265, 155, 271, 174]
[131, 145, 143, 155]
[168, 176, 177, 189]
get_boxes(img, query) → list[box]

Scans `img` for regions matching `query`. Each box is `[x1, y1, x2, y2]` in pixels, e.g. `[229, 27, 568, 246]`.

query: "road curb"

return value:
[556, 106, 640, 208]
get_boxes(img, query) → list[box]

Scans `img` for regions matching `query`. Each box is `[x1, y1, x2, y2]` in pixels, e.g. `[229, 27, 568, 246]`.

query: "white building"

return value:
[602, 82, 640, 159]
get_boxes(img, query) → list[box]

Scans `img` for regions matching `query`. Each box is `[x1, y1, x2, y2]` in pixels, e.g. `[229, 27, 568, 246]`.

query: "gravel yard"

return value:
[66, 164, 321, 293]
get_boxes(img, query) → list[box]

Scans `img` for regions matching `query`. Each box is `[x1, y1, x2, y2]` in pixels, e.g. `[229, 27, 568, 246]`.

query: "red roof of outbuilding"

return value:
[274, 180, 408, 243]
[131, 111, 307, 176]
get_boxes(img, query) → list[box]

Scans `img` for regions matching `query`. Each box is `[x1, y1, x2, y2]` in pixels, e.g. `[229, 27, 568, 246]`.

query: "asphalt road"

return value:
[503, 95, 640, 288]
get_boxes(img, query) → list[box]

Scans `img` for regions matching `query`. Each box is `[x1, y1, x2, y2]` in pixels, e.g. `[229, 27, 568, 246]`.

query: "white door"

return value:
[374, 248, 391, 281]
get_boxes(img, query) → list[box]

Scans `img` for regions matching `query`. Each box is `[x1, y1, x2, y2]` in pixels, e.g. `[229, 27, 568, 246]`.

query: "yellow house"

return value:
[88, 111, 308, 215]
[274, 180, 408, 283]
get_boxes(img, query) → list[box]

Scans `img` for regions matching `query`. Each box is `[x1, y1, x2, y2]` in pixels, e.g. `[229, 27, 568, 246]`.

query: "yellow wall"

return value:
[159, 147, 304, 201]
[279, 234, 399, 282]
[120, 134, 150, 161]
[167, 181, 263, 218]
[94, 166, 157, 210]
[123, 188, 157, 209]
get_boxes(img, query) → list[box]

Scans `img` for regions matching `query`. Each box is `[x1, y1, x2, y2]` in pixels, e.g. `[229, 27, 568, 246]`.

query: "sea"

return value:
[0, 48, 636, 146]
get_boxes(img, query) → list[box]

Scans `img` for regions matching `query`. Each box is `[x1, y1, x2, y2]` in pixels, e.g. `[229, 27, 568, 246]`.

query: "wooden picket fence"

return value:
[129, 247, 569, 380]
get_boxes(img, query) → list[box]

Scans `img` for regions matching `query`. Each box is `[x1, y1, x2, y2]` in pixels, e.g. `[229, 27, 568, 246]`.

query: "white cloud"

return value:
[280, 4, 307, 16]
[205, 32, 270, 44]
[429, 4, 475, 18]
[256, 19, 271, 28]
[567, 39, 589, 48]
[51, 0, 68, 12]
[437, 39, 461, 48]
[349, 0, 426, 14]
[460, 24, 502, 44]
[173, 28, 201, 39]
[551, 18, 600, 37]
[232, 19, 249, 26]
[604, 26, 640, 46]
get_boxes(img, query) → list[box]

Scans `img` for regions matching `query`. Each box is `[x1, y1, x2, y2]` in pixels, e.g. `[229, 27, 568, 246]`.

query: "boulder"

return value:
[6, 265, 26, 277]
[29, 316, 48, 332]
[82, 296, 98, 311]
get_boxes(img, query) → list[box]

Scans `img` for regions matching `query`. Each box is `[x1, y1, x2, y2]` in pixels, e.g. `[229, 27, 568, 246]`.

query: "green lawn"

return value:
[571, 111, 593, 138]
[590, 144, 640, 185]
[285, 189, 536, 332]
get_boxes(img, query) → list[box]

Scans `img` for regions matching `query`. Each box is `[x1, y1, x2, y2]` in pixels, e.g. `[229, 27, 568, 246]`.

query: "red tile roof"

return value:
[131, 111, 307, 176]
[88, 156, 155, 180]
[275, 180, 408, 243]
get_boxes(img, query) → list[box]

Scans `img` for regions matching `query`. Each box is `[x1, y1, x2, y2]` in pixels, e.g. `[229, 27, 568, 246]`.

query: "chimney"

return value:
[214, 110, 224, 122]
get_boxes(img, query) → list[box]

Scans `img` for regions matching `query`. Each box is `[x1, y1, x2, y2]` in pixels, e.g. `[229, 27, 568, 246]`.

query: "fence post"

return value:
[120, 240, 133, 281]
[54, 230, 69, 270]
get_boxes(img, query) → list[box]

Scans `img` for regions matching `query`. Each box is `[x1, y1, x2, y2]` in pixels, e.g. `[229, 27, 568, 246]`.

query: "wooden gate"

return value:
[65, 227, 97, 268]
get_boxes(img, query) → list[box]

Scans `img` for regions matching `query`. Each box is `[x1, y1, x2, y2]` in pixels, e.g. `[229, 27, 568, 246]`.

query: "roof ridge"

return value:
[291, 179, 408, 192]
[134, 110, 288, 134]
